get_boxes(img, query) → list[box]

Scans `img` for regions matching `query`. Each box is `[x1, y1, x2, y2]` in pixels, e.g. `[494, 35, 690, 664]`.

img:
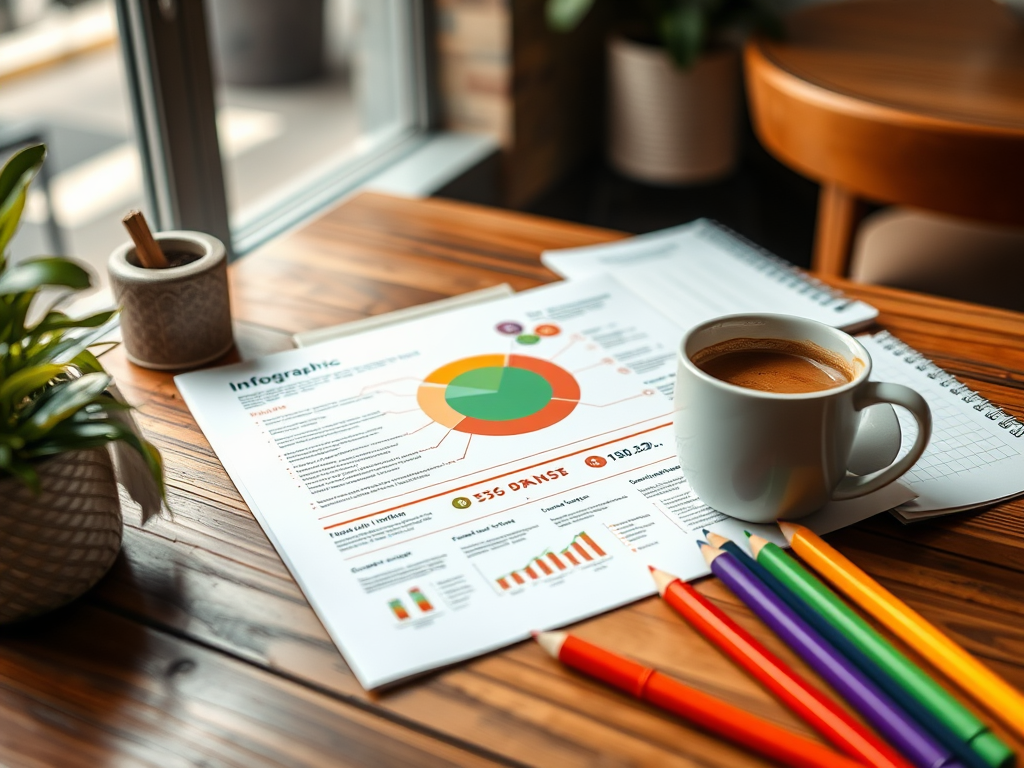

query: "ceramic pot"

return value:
[607, 35, 740, 185]
[0, 449, 122, 624]
[109, 230, 234, 370]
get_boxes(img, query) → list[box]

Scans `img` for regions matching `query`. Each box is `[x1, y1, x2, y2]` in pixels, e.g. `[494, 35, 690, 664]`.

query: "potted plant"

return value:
[547, 0, 780, 185]
[0, 144, 165, 624]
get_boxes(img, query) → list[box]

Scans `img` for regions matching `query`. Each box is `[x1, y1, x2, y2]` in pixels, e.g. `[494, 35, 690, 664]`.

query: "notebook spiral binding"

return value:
[875, 331, 1024, 438]
[701, 221, 854, 311]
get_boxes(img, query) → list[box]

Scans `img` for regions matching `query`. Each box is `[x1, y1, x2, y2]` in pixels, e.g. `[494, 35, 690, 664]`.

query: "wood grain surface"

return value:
[4, 192, 1023, 767]
[744, 0, 1024, 275]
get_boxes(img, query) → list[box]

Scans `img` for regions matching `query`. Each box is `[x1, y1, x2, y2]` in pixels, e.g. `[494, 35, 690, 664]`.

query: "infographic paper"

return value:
[176, 276, 911, 688]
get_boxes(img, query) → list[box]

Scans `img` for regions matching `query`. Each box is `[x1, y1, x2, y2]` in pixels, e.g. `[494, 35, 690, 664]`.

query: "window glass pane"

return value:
[206, 0, 422, 240]
[0, 0, 140, 298]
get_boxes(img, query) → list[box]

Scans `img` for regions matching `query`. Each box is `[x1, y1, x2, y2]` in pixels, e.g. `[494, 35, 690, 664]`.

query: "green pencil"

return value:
[749, 533, 1014, 768]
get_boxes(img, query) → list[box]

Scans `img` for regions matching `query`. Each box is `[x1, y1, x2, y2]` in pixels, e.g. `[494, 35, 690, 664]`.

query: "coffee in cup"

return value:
[674, 314, 931, 523]
[692, 338, 854, 394]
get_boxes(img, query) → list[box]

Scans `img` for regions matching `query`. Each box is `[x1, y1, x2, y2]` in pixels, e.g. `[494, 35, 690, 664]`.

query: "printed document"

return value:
[176, 276, 911, 688]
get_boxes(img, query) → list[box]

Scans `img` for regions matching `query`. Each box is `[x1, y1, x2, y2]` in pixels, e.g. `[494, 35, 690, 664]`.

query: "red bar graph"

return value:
[572, 541, 593, 562]
[580, 532, 606, 557]
[496, 531, 609, 590]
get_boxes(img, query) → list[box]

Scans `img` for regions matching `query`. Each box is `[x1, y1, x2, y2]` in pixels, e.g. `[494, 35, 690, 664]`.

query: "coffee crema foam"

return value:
[692, 337, 856, 394]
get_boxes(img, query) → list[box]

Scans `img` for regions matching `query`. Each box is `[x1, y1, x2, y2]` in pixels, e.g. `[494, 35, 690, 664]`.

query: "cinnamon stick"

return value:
[122, 210, 169, 269]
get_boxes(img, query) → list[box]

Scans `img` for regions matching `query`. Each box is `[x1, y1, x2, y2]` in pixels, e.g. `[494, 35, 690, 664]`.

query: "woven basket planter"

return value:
[0, 448, 122, 624]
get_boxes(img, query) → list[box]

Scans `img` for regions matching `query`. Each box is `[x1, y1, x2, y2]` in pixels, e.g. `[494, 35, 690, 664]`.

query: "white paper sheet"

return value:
[542, 220, 878, 332]
[176, 276, 911, 688]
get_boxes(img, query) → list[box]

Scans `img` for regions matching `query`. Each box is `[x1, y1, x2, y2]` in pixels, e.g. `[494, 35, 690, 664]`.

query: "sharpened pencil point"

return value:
[705, 531, 728, 548]
[743, 530, 752, 538]
[777, 521, 800, 543]
[534, 630, 568, 658]
[747, 534, 770, 559]
[699, 542, 724, 566]
[648, 566, 675, 596]
[702, 529, 710, 536]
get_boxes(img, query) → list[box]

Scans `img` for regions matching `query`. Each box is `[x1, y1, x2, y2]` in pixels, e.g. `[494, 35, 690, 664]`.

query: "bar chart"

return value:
[496, 532, 609, 590]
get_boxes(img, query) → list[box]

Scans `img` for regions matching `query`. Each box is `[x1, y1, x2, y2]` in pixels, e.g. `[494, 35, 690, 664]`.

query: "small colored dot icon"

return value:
[534, 324, 561, 336]
[584, 455, 608, 468]
[496, 321, 523, 335]
[516, 334, 540, 345]
[452, 496, 472, 509]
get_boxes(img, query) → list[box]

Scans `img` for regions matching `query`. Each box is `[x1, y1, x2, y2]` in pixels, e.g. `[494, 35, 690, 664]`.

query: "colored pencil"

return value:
[710, 529, 1001, 768]
[701, 544, 966, 768]
[650, 566, 914, 768]
[749, 533, 1013, 768]
[533, 630, 867, 768]
[780, 521, 1024, 744]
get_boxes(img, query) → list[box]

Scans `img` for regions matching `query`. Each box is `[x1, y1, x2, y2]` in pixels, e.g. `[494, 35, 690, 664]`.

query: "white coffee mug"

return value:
[674, 314, 932, 523]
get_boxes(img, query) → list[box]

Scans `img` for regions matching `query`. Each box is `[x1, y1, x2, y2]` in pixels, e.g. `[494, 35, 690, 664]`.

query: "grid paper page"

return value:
[861, 332, 1024, 517]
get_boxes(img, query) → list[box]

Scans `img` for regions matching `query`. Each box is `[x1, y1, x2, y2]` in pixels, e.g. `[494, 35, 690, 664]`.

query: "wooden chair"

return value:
[743, 0, 1024, 277]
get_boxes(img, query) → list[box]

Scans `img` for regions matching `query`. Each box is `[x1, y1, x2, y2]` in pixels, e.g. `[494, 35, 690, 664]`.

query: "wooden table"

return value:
[4, 193, 1024, 767]
[745, 0, 1024, 276]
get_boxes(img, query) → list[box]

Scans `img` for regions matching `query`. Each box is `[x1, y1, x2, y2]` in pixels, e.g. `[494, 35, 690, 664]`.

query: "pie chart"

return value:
[417, 354, 580, 436]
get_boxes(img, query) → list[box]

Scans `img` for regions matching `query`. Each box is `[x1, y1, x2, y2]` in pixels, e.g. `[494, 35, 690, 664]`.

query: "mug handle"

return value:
[832, 382, 932, 500]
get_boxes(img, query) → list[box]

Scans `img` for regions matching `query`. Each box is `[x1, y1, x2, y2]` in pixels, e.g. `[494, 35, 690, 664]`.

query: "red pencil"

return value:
[650, 566, 912, 768]
[534, 630, 866, 768]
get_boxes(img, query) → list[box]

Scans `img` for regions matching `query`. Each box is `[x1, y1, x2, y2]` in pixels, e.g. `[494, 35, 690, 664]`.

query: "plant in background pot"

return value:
[547, 0, 781, 185]
[0, 144, 165, 625]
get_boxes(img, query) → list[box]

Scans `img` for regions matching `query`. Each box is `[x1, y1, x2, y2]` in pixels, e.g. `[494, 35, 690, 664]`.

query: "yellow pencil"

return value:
[779, 521, 1024, 743]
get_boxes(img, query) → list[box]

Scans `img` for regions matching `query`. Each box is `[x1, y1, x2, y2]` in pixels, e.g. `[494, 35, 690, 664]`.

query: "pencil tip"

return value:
[533, 630, 567, 658]
[705, 531, 728, 548]
[777, 521, 800, 542]
[743, 530, 752, 538]
[647, 564, 655, 573]
[748, 533, 770, 559]
[699, 542, 724, 566]
[648, 566, 675, 596]
[702, 529, 710, 536]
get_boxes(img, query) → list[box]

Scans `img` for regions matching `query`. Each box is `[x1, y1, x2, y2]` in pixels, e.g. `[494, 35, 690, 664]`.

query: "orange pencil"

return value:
[534, 630, 867, 768]
[780, 521, 1024, 743]
[650, 566, 913, 768]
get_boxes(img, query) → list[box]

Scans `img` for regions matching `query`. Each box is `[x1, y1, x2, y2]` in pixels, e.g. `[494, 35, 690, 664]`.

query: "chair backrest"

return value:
[744, 0, 1024, 230]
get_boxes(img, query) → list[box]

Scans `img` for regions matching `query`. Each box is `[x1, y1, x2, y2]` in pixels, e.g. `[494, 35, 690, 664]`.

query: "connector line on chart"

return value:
[549, 335, 582, 360]
[418, 428, 473, 459]
[360, 377, 424, 395]
[572, 359, 615, 374]
[563, 390, 656, 408]
[317, 414, 673, 521]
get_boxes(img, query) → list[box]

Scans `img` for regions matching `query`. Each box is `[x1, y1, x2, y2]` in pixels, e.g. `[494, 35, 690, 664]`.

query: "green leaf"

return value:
[70, 347, 106, 375]
[0, 362, 64, 418]
[30, 309, 116, 336]
[20, 371, 111, 440]
[546, 0, 596, 31]
[0, 145, 45, 212]
[0, 258, 92, 296]
[660, 1, 708, 69]
[0, 144, 45, 257]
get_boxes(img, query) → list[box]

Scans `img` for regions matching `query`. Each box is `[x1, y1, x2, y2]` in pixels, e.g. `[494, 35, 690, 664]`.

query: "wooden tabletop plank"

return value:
[0, 605, 506, 768]
[12, 192, 1024, 766]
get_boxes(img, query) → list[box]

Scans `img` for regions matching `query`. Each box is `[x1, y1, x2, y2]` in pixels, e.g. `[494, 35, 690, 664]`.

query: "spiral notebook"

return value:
[541, 219, 878, 332]
[861, 332, 1024, 522]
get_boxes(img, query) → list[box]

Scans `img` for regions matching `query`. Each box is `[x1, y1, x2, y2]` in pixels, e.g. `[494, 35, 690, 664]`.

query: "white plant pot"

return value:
[607, 36, 740, 185]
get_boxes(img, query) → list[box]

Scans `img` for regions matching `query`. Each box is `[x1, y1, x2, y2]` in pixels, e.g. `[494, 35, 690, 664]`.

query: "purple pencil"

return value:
[701, 544, 964, 768]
